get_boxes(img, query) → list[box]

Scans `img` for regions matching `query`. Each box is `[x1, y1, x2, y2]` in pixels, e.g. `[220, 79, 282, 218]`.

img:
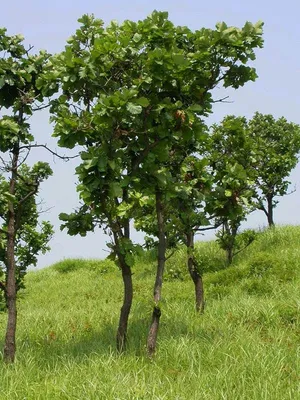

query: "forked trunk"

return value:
[3, 147, 18, 363]
[186, 231, 204, 313]
[147, 189, 166, 356]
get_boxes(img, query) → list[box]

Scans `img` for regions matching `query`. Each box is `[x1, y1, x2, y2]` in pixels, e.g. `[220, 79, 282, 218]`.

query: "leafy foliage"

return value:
[247, 113, 300, 225]
[0, 28, 54, 363]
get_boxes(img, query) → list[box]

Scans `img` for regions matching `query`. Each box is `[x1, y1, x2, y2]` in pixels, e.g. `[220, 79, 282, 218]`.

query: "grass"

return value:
[0, 225, 299, 399]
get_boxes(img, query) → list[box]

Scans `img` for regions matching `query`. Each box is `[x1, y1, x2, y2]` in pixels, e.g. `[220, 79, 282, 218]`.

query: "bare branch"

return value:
[32, 103, 50, 112]
[17, 148, 31, 168]
[165, 249, 176, 261]
[18, 144, 79, 161]
[212, 95, 233, 104]
[18, 187, 38, 206]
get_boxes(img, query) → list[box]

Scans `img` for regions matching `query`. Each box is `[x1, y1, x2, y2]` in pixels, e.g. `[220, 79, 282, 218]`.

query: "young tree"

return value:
[135, 155, 214, 314]
[0, 29, 54, 362]
[247, 113, 300, 226]
[208, 116, 256, 265]
[44, 12, 263, 355]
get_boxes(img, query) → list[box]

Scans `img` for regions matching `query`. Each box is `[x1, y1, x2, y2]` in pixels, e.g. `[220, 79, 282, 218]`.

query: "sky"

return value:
[1, 0, 300, 268]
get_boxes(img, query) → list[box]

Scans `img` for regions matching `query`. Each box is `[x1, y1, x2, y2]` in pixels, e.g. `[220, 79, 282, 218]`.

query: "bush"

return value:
[207, 264, 247, 287]
[194, 244, 227, 274]
[52, 258, 115, 274]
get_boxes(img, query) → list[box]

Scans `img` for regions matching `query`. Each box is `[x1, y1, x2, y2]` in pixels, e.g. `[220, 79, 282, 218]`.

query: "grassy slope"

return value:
[0, 225, 299, 399]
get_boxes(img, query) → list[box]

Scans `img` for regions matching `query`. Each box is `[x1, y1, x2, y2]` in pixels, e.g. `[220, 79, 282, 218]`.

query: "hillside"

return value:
[0, 225, 299, 399]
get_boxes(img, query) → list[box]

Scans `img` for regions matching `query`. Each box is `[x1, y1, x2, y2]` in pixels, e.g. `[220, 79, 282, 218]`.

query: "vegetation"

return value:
[0, 225, 299, 399]
[42, 11, 264, 354]
[0, 30, 54, 362]
[0, 10, 300, 375]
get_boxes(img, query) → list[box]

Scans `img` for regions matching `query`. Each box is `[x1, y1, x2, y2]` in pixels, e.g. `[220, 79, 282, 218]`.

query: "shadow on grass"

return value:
[7, 311, 208, 363]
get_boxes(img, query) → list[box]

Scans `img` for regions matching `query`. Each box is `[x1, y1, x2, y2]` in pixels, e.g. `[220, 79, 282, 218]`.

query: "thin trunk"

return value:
[3, 145, 19, 363]
[267, 195, 274, 227]
[112, 230, 133, 352]
[116, 260, 133, 352]
[186, 231, 204, 313]
[123, 188, 130, 239]
[224, 221, 237, 266]
[147, 189, 166, 356]
[226, 246, 234, 265]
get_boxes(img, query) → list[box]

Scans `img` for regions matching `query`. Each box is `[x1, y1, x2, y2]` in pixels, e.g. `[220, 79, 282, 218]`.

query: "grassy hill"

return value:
[0, 225, 299, 399]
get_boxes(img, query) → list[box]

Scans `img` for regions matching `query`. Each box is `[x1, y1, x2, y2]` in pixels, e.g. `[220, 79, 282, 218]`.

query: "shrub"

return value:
[52, 258, 115, 274]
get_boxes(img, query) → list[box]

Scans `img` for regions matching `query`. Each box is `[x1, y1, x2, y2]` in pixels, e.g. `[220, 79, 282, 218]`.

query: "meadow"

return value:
[0, 225, 299, 399]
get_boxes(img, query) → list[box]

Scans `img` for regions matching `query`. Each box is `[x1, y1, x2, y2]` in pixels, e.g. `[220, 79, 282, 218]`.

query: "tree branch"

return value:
[212, 95, 233, 104]
[165, 249, 176, 261]
[18, 144, 79, 161]
[18, 186, 38, 206]
[32, 103, 50, 112]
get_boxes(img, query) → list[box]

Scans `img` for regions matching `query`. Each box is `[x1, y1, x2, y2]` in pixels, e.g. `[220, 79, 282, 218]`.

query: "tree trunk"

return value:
[3, 146, 19, 363]
[224, 221, 237, 266]
[112, 228, 133, 352]
[267, 195, 274, 227]
[226, 246, 234, 265]
[147, 189, 166, 356]
[116, 261, 133, 352]
[186, 231, 204, 313]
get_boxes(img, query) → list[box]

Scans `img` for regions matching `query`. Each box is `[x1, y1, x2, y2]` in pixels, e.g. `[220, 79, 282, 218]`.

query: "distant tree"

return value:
[208, 116, 256, 265]
[0, 30, 54, 363]
[44, 12, 264, 355]
[248, 113, 300, 226]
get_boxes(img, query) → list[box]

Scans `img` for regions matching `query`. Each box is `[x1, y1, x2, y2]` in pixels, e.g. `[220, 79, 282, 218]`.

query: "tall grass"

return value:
[0, 225, 299, 399]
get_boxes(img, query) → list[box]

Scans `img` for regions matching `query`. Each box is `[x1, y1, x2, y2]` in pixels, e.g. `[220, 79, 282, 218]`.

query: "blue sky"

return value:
[1, 0, 300, 267]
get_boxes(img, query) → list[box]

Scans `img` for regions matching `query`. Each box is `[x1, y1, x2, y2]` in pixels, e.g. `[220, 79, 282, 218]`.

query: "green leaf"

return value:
[59, 213, 70, 221]
[225, 190, 232, 197]
[125, 252, 135, 267]
[0, 76, 5, 89]
[135, 97, 150, 107]
[127, 102, 142, 115]
[3, 192, 15, 202]
[132, 33, 142, 43]
[173, 54, 188, 66]
[110, 182, 123, 198]
[189, 104, 203, 112]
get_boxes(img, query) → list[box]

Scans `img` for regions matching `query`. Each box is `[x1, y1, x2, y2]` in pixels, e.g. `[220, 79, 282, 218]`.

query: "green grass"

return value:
[0, 225, 299, 399]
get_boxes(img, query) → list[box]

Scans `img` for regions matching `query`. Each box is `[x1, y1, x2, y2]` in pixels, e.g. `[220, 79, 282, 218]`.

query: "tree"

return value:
[0, 29, 54, 362]
[248, 113, 300, 226]
[135, 154, 214, 314]
[208, 116, 256, 265]
[45, 11, 264, 355]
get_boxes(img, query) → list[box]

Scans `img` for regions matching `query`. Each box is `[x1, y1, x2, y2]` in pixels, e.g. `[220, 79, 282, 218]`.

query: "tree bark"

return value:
[224, 221, 237, 266]
[3, 145, 19, 363]
[147, 189, 166, 356]
[267, 195, 274, 227]
[112, 229, 133, 352]
[186, 231, 204, 313]
[116, 260, 133, 352]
